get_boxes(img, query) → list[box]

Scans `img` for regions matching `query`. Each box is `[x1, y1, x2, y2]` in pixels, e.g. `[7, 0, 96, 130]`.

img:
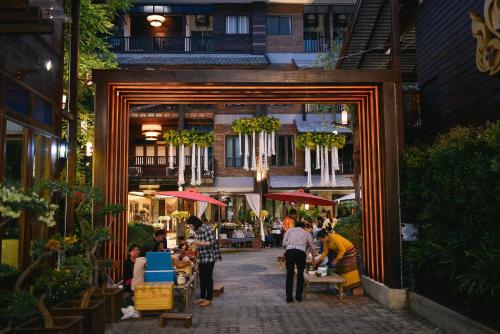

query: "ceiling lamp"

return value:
[147, 14, 165, 27]
[141, 124, 162, 141]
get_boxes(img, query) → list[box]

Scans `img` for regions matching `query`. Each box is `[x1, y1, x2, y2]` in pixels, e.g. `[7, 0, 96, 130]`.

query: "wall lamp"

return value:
[16, 60, 53, 79]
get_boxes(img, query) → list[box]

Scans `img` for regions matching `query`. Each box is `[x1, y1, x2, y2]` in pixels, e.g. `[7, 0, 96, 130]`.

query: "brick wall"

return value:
[267, 104, 302, 114]
[214, 123, 305, 178]
[266, 4, 304, 52]
[269, 124, 304, 176]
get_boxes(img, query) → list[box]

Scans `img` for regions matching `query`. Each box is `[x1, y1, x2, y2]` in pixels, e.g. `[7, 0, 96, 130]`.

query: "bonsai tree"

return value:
[0, 183, 76, 332]
[49, 182, 125, 308]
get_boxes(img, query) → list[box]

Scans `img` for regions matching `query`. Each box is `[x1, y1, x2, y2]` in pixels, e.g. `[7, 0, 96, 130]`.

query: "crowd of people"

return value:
[281, 209, 361, 303]
[121, 208, 359, 310]
[122, 216, 222, 310]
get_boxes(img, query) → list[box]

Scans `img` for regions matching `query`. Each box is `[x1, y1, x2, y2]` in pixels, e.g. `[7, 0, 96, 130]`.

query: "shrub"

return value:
[128, 222, 155, 248]
[335, 211, 362, 252]
[401, 121, 500, 329]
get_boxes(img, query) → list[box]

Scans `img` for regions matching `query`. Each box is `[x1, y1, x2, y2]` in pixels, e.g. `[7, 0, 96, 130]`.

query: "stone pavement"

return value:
[106, 249, 442, 334]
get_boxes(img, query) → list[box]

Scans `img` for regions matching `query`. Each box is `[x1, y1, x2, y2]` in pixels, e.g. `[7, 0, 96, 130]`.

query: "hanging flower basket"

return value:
[296, 132, 346, 150]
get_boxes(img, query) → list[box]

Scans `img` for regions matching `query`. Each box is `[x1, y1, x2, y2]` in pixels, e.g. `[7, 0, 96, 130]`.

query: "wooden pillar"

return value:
[391, 0, 405, 150]
[382, 83, 403, 288]
[66, 0, 80, 233]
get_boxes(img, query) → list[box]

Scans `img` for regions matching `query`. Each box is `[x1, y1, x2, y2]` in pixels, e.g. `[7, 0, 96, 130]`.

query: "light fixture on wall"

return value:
[16, 60, 53, 79]
[58, 139, 68, 159]
[141, 124, 162, 141]
[341, 109, 348, 125]
[146, 14, 165, 27]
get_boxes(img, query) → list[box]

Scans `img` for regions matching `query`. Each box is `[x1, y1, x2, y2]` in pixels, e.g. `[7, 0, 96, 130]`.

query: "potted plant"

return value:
[0, 184, 84, 334]
[50, 183, 125, 332]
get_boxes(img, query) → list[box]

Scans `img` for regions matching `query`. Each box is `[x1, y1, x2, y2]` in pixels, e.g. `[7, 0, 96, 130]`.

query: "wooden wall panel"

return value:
[416, 0, 500, 136]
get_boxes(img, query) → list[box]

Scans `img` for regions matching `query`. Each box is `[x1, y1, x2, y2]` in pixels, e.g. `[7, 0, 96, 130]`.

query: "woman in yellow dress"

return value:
[314, 230, 361, 290]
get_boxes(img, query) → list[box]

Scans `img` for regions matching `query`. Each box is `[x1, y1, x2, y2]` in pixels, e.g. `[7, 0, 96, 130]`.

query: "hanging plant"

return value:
[231, 116, 281, 134]
[163, 130, 190, 146]
[187, 129, 214, 147]
[296, 132, 346, 150]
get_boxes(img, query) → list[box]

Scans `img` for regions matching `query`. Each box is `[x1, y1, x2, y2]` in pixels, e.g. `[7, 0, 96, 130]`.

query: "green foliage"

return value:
[32, 268, 87, 308]
[298, 206, 320, 223]
[296, 132, 346, 149]
[62, 0, 131, 185]
[401, 122, 500, 327]
[231, 116, 281, 134]
[128, 222, 155, 248]
[335, 212, 362, 252]
[0, 264, 18, 291]
[163, 129, 215, 147]
[0, 291, 37, 326]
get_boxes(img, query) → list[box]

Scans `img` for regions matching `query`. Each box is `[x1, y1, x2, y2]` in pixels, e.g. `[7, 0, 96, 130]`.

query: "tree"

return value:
[63, 0, 130, 184]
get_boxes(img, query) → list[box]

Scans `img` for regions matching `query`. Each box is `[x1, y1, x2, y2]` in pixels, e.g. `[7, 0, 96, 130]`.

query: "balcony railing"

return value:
[128, 155, 215, 180]
[110, 36, 214, 53]
[304, 35, 329, 52]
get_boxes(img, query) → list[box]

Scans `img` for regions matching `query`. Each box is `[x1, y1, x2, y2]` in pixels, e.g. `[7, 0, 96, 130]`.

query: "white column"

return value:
[190, 143, 196, 185]
[244, 133, 249, 170]
[251, 131, 257, 171]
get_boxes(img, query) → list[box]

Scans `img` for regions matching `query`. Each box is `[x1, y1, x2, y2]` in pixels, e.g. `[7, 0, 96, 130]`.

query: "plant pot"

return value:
[51, 299, 105, 334]
[93, 287, 124, 323]
[251, 237, 262, 250]
[13, 316, 84, 334]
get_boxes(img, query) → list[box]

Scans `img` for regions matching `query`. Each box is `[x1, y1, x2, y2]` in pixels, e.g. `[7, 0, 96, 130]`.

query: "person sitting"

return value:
[123, 244, 140, 292]
[282, 209, 297, 233]
[314, 230, 361, 292]
[131, 244, 150, 291]
[153, 229, 167, 252]
[175, 236, 197, 262]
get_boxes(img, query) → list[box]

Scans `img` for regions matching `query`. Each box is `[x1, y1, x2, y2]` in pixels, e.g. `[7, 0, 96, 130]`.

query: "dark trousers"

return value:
[199, 262, 215, 301]
[285, 249, 306, 301]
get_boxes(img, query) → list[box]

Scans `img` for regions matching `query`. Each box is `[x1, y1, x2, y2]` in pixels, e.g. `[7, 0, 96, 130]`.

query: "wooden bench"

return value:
[303, 273, 346, 301]
[213, 283, 224, 297]
[159, 313, 192, 328]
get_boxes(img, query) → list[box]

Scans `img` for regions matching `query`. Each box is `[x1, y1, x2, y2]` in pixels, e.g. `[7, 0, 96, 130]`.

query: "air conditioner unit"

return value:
[195, 14, 210, 26]
[305, 14, 318, 27]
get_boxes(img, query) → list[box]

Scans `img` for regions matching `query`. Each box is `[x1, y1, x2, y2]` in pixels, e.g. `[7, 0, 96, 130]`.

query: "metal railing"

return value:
[110, 36, 214, 53]
[304, 34, 329, 52]
[128, 155, 215, 179]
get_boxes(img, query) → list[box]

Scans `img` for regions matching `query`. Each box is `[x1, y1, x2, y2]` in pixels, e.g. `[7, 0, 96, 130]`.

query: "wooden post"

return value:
[391, 0, 405, 150]
[66, 0, 80, 233]
[382, 82, 403, 288]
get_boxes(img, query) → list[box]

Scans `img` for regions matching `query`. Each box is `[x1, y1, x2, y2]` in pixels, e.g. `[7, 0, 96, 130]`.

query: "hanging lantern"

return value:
[146, 14, 166, 27]
[141, 124, 162, 141]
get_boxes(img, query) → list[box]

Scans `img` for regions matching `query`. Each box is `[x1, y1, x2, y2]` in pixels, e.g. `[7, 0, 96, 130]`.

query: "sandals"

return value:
[199, 300, 212, 307]
[193, 299, 206, 305]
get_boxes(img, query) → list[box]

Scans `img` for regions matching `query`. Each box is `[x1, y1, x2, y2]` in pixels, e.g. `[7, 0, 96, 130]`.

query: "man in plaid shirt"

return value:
[187, 216, 221, 307]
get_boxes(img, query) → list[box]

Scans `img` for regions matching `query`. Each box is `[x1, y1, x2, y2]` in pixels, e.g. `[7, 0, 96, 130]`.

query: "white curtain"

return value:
[196, 201, 208, 218]
[204, 146, 209, 171]
[251, 131, 257, 170]
[331, 147, 337, 187]
[196, 145, 202, 185]
[238, 132, 242, 156]
[324, 146, 330, 185]
[168, 143, 174, 169]
[178, 145, 185, 185]
[271, 130, 276, 155]
[316, 144, 320, 169]
[305, 146, 312, 188]
[243, 134, 249, 170]
[245, 193, 264, 242]
[190, 143, 196, 185]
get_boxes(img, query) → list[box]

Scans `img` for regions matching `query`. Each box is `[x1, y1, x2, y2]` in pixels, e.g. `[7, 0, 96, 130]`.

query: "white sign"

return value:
[402, 224, 418, 241]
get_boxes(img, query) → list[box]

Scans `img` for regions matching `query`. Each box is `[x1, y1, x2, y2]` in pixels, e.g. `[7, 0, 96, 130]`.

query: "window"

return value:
[271, 135, 294, 166]
[226, 16, 249, 34]
[226, 135, 252, 167]
[5, 78, 29, 116]
[33, 96, 53, 126]
[267, 16, 291, 35]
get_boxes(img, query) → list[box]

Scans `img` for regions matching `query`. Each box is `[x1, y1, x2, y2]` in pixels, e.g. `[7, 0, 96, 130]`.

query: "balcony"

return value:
[109, 35, 252, 54]
[304, 34, 329, 53]
[128, 155, 215, 185]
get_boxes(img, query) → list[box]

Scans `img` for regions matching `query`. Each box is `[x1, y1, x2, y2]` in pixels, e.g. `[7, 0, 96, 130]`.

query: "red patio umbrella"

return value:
[264, 189, 335, 206]
[155, 188, 227, 207]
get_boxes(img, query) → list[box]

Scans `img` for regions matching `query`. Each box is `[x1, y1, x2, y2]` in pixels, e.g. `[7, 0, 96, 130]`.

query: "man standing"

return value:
[282, 221, 316, 303]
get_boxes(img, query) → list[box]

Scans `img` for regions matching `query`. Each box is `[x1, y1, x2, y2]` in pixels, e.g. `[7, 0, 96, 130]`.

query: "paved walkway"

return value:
[106, 249, 441, 334]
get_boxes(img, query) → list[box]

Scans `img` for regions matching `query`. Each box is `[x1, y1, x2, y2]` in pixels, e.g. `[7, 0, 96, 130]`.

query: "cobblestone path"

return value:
[106, 249, 441, 334]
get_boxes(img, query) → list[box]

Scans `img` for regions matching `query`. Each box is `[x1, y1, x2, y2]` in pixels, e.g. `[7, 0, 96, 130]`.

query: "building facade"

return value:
[114, 1, 357, 227]
[0, 0, 65, 269]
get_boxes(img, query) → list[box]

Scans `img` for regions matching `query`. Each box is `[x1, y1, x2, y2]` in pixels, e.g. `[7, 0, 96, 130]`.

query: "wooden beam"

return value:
[92, 69, 401, 84]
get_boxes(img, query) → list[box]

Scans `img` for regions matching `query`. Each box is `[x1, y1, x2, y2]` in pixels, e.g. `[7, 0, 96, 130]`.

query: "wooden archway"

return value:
[92, 69, 404, 288]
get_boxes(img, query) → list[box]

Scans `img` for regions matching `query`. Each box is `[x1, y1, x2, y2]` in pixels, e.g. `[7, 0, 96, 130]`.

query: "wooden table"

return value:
[303, 273, 346, 301]
[174, 273, 196, 311]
